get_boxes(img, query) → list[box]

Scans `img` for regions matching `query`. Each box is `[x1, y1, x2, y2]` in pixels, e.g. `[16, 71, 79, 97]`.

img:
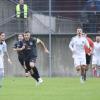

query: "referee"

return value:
[83, 33, 94, 80]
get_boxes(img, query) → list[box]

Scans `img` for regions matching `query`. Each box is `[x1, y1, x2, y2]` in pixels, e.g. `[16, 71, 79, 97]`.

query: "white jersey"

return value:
[92, 42, 100, 66]
[0, 43, 5, 68]
[69, 35, 89, 58]
[93, 42, 100, 57]
[2, 41, 7, 53]
[0, 43, 5, 57]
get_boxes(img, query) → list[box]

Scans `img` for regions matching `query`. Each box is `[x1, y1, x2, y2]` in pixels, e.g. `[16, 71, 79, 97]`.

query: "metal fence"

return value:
[1, 0, 100, 77]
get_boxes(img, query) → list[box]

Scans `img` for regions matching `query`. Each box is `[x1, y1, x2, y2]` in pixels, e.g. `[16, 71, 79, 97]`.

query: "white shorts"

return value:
[74, 56, 86, 67]
[92, 56, 100, 66]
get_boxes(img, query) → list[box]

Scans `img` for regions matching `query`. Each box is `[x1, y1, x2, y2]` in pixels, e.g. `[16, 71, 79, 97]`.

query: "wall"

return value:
[4, 34, 94, 77]
[28, 14, 79, 34]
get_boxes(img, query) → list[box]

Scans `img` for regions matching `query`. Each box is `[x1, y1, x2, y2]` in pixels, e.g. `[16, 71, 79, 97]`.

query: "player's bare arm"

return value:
[37, 38, 49, 53]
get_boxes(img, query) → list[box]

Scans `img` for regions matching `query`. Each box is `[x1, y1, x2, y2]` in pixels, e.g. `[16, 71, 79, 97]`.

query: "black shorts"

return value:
[25, 57, 37, 71]
[86, 54, 91, 65]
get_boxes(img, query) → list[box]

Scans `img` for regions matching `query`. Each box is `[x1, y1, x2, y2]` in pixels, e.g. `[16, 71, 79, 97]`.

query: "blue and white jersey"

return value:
[69, 35, 89, 58]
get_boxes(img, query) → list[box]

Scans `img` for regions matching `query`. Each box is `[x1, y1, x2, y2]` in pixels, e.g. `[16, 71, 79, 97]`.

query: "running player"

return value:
[13, 34, 29, 77]
[69, 27, 90, 83]
[23, 32, 49, 85]
[0, 32, 11, 88]
[1, 32, 12, 63]
[92, 36, 100, 77]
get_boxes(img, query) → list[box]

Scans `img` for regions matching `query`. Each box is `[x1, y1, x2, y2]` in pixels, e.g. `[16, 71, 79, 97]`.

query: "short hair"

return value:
[24, 31, 30, 34]
[0, 32, 3, 35]
[17, 33, 24, 36]
[77, 27, 82, 29]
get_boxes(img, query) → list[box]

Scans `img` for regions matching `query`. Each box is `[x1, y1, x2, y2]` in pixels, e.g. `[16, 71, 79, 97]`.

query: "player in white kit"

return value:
[92, 36, 100, 77]
[0, 32, 11, 88]
[69, 27, 90, 83]
[1, 32, 11, 63]
[0, 33, 5, 88]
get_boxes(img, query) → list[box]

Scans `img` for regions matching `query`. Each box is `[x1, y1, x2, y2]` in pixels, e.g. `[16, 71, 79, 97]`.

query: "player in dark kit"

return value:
[13, 34, 29, 77]
[23, 32, 49, 85]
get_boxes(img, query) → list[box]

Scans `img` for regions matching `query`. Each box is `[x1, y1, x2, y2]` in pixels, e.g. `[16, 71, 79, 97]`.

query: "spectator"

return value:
[16, 0, 28, 18]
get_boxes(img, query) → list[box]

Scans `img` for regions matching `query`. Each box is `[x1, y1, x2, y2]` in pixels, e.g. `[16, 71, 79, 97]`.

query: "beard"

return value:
[78, 32, 82, 36]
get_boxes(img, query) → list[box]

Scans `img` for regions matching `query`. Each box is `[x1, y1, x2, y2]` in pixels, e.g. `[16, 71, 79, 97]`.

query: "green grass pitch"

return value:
[0, 77, 100, 100]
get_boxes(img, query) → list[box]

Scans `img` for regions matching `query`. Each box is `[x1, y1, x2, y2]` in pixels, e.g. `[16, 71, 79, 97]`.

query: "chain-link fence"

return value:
[1, 0, 100, 77]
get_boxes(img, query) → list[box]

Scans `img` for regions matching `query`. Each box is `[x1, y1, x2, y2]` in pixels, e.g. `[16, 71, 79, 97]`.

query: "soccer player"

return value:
[82, 33, 94, 80]
[0, 32, 11, 88]
[69, 27, 90, 83]
[1, 32, 12, 63]
[0, 33, 4, 88]
[92, 36, 100, 77]
[13, 34, 29, 77]
[23, 32, 49, 85]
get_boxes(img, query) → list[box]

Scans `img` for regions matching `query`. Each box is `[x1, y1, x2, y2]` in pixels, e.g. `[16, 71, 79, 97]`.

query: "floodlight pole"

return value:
[49, 0, 52, 77]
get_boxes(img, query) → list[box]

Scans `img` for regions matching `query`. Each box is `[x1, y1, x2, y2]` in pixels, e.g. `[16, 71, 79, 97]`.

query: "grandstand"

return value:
[0, 0, 100, 77]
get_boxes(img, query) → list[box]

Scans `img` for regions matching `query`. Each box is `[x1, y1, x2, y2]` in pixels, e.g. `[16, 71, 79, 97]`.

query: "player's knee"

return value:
[85, 65, 89, 71]
[30, 62, 35, 68]
[81, 65, 86, 69]
[76, 66, 80, 71]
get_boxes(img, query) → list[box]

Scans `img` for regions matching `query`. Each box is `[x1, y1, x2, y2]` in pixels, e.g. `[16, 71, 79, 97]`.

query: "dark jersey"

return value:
[14, 40, 24, 55]
[23, 37, 37, 60]
[20, 4, 24, 18]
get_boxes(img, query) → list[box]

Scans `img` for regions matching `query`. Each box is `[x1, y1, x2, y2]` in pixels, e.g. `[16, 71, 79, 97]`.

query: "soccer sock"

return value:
[32, 66, 40, 79]
[25, 69, 28, 73]
[30, 66, 40, 82]
[81, 66, 87, 81]
[84, 70, 86, 81]
[81, 67, 85, 80]
[31, 73, 38, 82]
